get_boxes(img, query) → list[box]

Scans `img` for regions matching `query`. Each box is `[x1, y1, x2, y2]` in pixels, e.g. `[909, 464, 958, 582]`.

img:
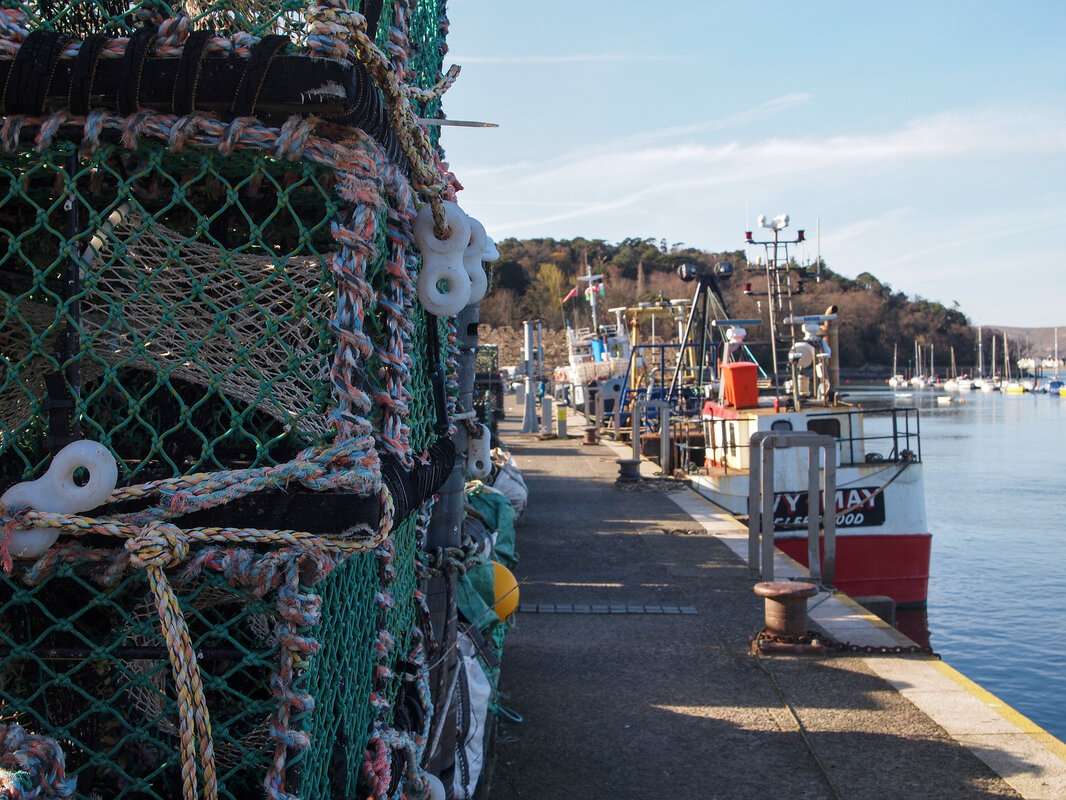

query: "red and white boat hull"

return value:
[775, 533, 931, 608]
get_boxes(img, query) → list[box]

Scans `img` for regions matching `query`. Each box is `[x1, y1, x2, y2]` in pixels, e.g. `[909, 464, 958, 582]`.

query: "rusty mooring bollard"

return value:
[616, 458, 641, 481]
[582, 426, 599, 445]
[751, 581, 824, 655]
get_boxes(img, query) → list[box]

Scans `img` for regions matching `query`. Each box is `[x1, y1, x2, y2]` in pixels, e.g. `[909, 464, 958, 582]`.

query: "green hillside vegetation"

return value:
[480, 235, 1014, 373]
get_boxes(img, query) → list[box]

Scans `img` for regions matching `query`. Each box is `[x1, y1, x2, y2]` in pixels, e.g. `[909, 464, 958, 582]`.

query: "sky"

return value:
[436, 1, 1066, 329]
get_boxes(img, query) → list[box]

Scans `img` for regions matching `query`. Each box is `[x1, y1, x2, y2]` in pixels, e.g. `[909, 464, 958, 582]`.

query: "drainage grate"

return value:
[518, 603, 698, 615]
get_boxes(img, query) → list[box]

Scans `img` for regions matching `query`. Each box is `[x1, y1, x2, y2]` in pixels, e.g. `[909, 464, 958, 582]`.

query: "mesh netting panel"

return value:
[0, 557, 282, 799]
[0, 0, 456, 796]
[0, 139, 341, 484]
[9, 1, 340, 39]
[294, 549, 379, 799]
[295, 513, 421, 799]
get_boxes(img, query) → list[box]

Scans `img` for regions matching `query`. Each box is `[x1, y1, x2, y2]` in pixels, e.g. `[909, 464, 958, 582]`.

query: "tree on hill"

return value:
[479, 236, 977, 371]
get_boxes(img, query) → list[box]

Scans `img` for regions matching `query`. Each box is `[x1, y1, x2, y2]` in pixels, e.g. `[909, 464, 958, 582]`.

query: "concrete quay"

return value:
[485, 400, 1066, 800]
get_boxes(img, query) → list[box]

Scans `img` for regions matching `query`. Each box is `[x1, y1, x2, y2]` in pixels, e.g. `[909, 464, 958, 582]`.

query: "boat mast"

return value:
[977, 325, 984, 378]
[577, 254, 604, 332]
[746, 214, 805, 385]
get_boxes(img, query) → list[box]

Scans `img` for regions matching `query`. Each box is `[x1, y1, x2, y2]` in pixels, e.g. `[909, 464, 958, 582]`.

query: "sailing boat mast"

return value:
[977, 325, 984, 378]
[1056, 328, 1060, 380]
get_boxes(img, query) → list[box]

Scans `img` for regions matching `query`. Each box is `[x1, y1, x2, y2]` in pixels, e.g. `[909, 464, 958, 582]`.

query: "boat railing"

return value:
[807, 406, 922, 466]
[617, 342, 721, 427]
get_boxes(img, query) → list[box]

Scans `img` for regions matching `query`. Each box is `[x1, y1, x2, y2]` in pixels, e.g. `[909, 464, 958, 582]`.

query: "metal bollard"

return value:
[750, 581, 824, 655]
[556, 404, 568, 439]
[540, 396, 553, 435]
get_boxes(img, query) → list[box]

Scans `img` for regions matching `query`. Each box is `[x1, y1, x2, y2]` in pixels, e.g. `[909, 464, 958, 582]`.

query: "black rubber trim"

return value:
[3, 31, 69, 116]
[230, 33, 289, 117]
[172, 28, 215, 115]
[117, 26, 156, 115]
[69, 33, 110, 116]
[362, 0, 384, 39]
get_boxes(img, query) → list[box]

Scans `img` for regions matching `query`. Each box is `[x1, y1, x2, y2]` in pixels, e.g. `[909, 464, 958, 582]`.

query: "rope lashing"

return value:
[126, 521, 218, 800]
[0, 5, 459, 237]
[305, 3, 454, 237]
[0, 485, 396, 800]
[0, 724, 76, 800]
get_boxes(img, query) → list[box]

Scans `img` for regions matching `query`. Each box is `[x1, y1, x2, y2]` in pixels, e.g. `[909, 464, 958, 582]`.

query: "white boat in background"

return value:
[975, 330, 1000, 391]
[942, 346, 970, 391]
[909, 342, 928, 388]
[887, 343, 907, 388]
[1048, 329, 1063, 394]
[1001, 334, 1030, 394]
[556, 265, 632, 411]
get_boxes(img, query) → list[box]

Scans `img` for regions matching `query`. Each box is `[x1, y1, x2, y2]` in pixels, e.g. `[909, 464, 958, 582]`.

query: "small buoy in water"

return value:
[492, 561, 519, 620]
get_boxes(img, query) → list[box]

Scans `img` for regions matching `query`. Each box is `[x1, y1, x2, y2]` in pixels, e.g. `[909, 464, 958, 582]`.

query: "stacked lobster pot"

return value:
[0, 1, 512, 798]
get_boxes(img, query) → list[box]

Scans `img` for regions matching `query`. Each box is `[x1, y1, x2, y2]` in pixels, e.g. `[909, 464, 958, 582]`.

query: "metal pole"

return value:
[424, 301, 479, 778]
[806, 443, 821, 584]
[822, 441, 836, 588]
[522, 321, 538, 433]
[760, 439, 775, 581]
[748, 431, 764, 574]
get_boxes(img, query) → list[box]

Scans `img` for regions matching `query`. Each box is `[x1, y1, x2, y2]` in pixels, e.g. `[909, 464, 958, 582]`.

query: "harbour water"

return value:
[853, 386, 1066, 742]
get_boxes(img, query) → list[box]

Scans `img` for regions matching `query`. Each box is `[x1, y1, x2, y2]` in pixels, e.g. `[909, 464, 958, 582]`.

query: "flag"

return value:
[562, 285, 579, 302]
[584, 282, 605, 301]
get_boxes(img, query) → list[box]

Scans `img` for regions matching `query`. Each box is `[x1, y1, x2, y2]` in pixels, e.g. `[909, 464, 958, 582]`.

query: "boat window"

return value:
[807, 417, 841, 438]
[771, 420, 792, 431]
[727, 422, 736, 455]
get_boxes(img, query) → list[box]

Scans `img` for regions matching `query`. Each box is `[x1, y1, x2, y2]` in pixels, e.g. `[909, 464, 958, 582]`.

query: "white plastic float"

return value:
[414, 201, 497, 316]
[414, 201, 472, 316]
[424, 772, 446, 800]
[1, 440, 118, 559]
[463, 217, 490, 304]
[466, 423, 492, 479]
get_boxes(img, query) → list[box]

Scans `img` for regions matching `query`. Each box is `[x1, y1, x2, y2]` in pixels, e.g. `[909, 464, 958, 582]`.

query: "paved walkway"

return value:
[484, 399, 1066, 800]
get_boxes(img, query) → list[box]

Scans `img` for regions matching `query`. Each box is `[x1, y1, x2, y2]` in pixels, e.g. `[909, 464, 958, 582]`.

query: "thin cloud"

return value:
[600, 94, 813, 151]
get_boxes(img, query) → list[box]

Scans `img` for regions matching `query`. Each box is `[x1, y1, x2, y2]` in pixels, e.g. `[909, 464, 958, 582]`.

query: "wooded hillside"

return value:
[479, 235, 1040, 373]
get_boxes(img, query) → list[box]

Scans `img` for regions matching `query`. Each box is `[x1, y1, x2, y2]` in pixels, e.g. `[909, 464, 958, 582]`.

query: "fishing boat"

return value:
[556, 266, 632, 412]
[679, 216, 931, 608]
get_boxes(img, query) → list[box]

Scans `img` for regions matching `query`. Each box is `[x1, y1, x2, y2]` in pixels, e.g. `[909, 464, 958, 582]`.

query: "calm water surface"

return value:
[852, 387, 1066, 741]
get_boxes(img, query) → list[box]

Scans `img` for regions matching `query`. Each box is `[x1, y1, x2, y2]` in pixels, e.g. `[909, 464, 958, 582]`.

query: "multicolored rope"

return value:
[0, 2, 460, 797]
[359, 506, 434, 799]
[0, 724, 76, 800]
[304, 1, 454, 236]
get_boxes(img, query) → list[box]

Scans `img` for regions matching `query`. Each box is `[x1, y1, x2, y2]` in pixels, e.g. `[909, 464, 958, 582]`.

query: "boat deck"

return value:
[487, 397, 1066, 799]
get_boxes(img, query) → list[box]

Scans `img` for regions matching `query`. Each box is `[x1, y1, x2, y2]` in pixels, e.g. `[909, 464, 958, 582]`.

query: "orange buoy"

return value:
[492, 561, 519, 620]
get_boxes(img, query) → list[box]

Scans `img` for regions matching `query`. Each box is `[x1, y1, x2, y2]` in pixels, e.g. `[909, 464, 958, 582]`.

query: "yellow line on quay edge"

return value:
[928, 658, 1066, 761]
